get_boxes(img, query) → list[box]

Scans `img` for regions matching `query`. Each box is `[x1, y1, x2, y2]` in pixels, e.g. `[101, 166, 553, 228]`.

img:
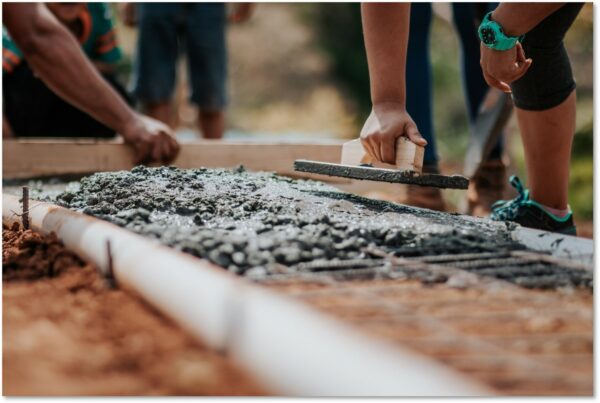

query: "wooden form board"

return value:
[2, 138, 409, 196]
[3, 138, 343, 179]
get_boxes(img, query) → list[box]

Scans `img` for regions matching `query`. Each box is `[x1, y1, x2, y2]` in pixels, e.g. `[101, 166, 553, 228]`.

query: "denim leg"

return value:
[132, 4, 181, 103]
[452, 2, 504, 159]
[184, 3, 227, 109]
[406, 3, 437, 167]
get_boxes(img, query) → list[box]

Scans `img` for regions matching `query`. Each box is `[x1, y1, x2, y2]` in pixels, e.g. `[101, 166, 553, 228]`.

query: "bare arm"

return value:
[359, 3, 426, 164]
[361, 3, 410, 105]
[2, 3, 179, 163]
[491, 3, 565, 36]
[3, 3, 135, 134]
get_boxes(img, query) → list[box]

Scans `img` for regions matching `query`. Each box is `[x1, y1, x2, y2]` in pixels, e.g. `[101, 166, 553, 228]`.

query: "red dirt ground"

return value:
[3, 223, 265, 396]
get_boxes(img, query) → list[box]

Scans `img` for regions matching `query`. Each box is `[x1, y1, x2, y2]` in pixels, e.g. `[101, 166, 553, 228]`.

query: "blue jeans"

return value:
[406, 3, 503, 168]
[132, 3, 227, 110]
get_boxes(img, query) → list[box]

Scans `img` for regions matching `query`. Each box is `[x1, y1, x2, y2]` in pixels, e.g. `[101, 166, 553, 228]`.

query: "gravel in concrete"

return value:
[53, 166, 525, 279]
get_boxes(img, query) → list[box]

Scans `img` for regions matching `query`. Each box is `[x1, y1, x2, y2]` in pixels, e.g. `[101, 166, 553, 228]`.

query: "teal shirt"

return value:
[3, 3, 121, 74]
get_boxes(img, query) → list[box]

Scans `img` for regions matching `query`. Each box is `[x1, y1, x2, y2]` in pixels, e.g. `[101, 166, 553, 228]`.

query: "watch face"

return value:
[481, 27, 496, 45]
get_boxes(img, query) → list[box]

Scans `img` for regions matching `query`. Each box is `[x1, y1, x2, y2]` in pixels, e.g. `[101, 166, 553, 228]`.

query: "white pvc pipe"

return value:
[3, 194, 489, 396]
[512, 226, 594, 265]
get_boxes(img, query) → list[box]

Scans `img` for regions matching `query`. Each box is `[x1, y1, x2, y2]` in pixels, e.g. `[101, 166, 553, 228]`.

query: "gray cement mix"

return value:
[7, 166, 591, 289]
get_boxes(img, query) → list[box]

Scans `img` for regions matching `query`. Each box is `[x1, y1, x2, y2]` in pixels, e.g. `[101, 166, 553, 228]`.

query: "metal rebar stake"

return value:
[22, 186, 29, 229]
[105, 240, 117, 289]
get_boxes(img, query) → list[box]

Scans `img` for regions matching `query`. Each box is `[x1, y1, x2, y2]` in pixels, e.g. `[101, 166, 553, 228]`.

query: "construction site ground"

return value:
[2, 223, 265, 396]
[264, 274, 592, 395]
[2, 166, 594, 396]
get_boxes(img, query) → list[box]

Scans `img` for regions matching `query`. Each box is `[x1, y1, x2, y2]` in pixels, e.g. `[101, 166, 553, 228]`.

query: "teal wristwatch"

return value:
[478, 12, 524, 51]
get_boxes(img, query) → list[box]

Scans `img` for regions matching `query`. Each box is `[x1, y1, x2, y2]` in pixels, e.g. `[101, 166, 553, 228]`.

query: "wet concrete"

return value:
[294, 160, 469, 189]
[7, 166, 591, 289]
[51, 166, 519, 273]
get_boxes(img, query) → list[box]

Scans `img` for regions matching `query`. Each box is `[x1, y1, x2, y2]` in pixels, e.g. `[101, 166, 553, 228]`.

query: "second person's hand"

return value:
[360, 102, 427, 165]
[480, 42, 532, 93]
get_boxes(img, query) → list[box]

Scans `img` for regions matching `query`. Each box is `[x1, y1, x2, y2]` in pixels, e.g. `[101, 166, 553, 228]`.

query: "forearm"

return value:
[4, 3, 136, 134]
[361, 3, 411, 106]
[491, 3, 565, 36]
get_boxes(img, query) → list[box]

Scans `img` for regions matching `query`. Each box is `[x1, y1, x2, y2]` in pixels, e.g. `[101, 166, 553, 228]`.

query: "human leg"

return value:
[516, 91, 575, 210]
[132, 4, 180, 126]
[185, 3, 227, 139]
[402, 4, 447, 211]
[490, 4, 583, 234]
[405, 3, 436, 168]
[453, 2, 507, 216]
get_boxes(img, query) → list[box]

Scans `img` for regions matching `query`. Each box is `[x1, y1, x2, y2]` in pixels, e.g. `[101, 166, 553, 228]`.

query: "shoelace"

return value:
[490, 175, 529, 221]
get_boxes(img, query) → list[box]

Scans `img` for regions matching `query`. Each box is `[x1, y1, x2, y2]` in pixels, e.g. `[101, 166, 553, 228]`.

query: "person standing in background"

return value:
[121, 3, 254, 139]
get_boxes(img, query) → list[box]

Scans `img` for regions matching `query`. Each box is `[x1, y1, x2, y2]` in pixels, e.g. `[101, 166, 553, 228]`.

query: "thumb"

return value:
[516, 42, 526, 63]
[513, 58, 532, 82]
[405, 121, 427, 147]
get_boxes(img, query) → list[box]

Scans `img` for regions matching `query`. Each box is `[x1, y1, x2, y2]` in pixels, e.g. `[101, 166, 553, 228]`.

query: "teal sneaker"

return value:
[490, 176, 577, 235]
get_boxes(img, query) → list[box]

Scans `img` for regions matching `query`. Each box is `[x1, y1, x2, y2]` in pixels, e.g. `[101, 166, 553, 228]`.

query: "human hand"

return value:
[119, 3, 136, 27]
[121, 115, 180, 165]
[229, 3, 254, 23]
[359, 102, 427, 165]
[480, 42, 532, 93]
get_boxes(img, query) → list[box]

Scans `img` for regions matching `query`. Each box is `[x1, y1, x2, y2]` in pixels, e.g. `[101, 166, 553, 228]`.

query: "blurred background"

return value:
[113, 3, 593, 236]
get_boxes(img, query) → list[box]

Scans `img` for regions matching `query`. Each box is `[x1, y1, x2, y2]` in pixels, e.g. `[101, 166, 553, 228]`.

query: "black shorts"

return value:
[510, 3, 584, 111]
[3, 63, 131, 138]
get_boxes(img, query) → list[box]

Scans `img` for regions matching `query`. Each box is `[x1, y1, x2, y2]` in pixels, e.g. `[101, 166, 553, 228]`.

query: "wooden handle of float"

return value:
[340, 138, 424, 173]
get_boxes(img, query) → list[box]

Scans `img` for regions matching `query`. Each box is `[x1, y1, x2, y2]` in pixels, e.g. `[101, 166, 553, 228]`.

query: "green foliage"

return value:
[569, 158, 593, 220]
[300, 4, 371, 118]
[572, 120, 593, 158]
[569, 121, 593, 219]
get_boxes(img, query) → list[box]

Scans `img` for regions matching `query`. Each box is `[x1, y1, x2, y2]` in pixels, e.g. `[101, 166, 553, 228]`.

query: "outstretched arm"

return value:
[3, 3, 179, 164]
[360, 3, 426, 165]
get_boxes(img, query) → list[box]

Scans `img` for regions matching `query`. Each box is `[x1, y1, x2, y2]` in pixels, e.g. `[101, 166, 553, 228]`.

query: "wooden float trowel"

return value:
[294, 137, 469, 189]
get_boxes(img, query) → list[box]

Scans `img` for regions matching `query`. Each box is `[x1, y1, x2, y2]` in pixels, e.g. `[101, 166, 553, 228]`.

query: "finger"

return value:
[503, 57, 532, 83]
[360, 137, 376, 162]
[134, 140, 152, 165]
[163, 136, 178, 164]
[511, 59, 533, 82]
[362, 136, 380, 162]
[516, 43, 526, 63]
[380, 134, 396, 165]
[371, 136, 384, 162]
[164, 135, 179, 163]
[364, 136, 381, 162]
[172, 139, 181, 162]
[151, 139, 164, 164]
[157, 137, 170, 164]
[483, 71, 512, 93]
[405, 122, 427, 147]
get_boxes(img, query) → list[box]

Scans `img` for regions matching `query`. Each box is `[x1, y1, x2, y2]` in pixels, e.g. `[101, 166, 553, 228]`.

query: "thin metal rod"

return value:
[21, 186, 29, 229]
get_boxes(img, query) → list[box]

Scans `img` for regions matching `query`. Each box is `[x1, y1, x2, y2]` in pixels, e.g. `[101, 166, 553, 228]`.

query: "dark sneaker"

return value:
[490, 176, 577, 235]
